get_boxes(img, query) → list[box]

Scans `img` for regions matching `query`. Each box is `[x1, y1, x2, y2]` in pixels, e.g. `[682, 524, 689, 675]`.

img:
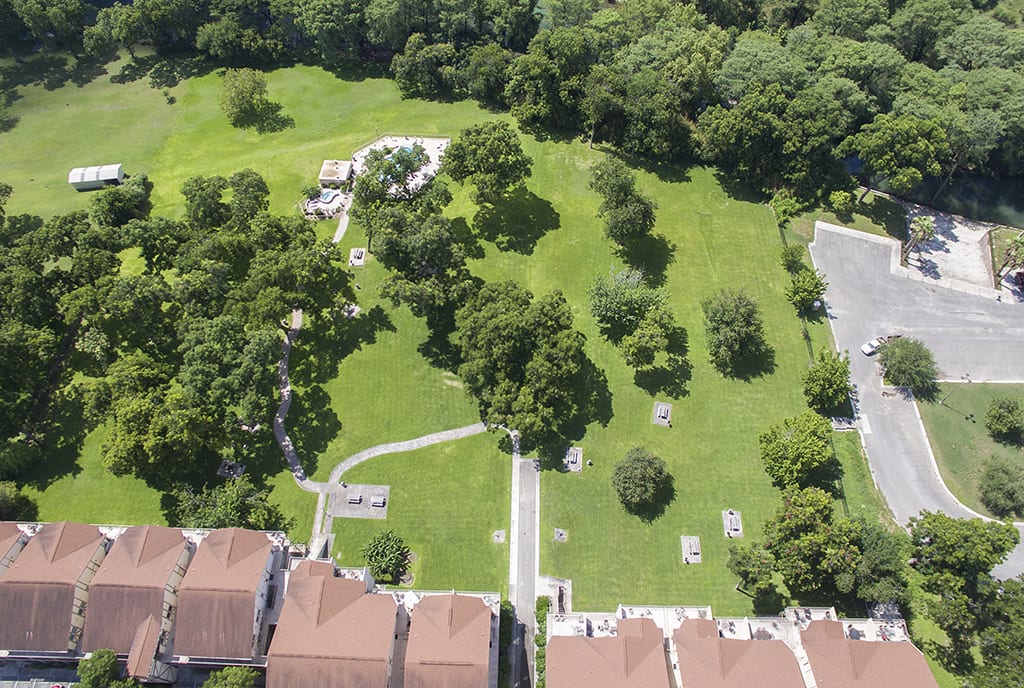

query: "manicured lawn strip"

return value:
[918, 383, 1024, 518]
[833, 430, 894, 525]
[20, 422, 167, 525]
[789, 192, 906, 246]
[0, 54, 179, 218]
[329, 433, 510, 594]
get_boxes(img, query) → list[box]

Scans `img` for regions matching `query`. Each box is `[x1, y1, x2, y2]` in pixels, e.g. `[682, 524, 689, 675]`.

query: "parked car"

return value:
[861, 334, 902, 356]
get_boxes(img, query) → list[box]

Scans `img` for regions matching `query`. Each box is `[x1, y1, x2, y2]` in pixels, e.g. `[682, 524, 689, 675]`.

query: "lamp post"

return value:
[940, 374, 973, 421]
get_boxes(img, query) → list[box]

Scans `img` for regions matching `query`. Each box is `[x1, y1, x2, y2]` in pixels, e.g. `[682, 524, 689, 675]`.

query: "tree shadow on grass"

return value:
[109, 54, 215, 90]
[281, 384, 341, 476]
[722, 345, 777, 381]
[322, 59, 390, 83]
[531, 358, 614, 468]
[634, 327, 692, 398]
[750, 587, 789, 615]
[604, 147, 694, 185]
[450, 216, 484, 260]
[291, 304, 396, 386]
[858, 194, 907, 240]
[473, 186, 560, 254]
[231, 100, 295, 134]
[712, 169, 769, 205]
[617, 232, 676, 287]
[0, 53, 107, 92]
[626, 474, 676, 523]
[21, 388, 89, 490]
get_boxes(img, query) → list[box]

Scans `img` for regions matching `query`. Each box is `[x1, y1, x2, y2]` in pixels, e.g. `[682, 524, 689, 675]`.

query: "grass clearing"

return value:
[329, 433, 510, 593]
[789, 192, 906, 246]
[20, 422, 167, 525]
[918, 383, 1024, 518]
[3, 56, 888, 610]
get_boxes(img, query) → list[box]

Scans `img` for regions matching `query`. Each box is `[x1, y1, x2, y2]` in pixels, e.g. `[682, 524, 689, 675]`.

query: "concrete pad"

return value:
[554, 528, 568, 543]
[722, 509, 743, 538]
[652, 401, 672, 426]
[349, 247, 366, 266]
[493, 530, 506, 544]
[329, 483, 390, 519]
[563, 446, 583, 472]
[681, 536, 702, 564]
[903, 202, 994, 289]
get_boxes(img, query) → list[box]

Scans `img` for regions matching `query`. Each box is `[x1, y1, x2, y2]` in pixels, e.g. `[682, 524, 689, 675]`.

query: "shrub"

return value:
[780, 244, 806, 273]
[986, 396, 1024, 443]
[829, 190, 855, 215]
[979, 455, 1024, 518]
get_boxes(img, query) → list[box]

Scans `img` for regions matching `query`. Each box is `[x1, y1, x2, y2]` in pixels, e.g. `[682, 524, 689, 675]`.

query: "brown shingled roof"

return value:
[174, 529, 272, 659]
[673, 618, 805, 688]
[0, 522, 27, 575]
[267, 571, 398, 688]
[547, 617, 672, 688]
[0, 522, 106, 652]
[801, 620, 939, 688]
[82, 526, 190, 653]
[404, 594, 493, 688]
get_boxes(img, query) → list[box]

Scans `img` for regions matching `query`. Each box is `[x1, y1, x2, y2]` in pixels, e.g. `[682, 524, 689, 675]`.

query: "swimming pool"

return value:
[320, 188, 339, 202]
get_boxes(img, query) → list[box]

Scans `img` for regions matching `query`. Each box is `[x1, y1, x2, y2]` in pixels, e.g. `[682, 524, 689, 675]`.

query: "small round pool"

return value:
[320, 189, 339, 203]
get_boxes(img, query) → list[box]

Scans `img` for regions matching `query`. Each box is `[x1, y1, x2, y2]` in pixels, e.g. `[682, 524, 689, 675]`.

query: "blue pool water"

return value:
[320, 189, 339, 202]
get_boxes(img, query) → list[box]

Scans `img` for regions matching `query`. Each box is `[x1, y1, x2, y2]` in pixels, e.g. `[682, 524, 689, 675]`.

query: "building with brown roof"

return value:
[673, 618, 805, 688]
[404, 593, 497, 688]
[173, 529, 282, 661]
[0, 522, 108, 653]
[547, 617, 672, 688]
[82, 525, 193, 681]
[0, 523, 30, 576]
[801, 620, 939, 688]
[266, 563, 400, 687]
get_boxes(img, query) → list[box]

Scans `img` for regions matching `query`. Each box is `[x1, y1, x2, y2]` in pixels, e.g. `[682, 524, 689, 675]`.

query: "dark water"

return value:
[909, 175, 1024, 228]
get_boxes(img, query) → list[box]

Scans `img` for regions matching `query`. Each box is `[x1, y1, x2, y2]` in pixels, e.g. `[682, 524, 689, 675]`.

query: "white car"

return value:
[861, 334, 902, 356]
[860, 338, 886, 356]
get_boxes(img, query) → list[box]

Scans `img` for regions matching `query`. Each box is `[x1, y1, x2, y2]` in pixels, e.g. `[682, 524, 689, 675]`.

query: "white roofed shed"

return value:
[68, 164, 124, 191]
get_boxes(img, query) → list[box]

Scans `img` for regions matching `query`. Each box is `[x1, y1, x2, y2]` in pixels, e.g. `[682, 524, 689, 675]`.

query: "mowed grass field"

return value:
[0, 56, 889, 605]
[919, 383, 1024, 518]
[330, 433, 510, 593]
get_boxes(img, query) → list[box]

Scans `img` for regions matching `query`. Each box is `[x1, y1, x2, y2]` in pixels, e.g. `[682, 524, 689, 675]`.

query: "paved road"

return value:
[507, 431, 539, 688]
[810, 224, 1024, 578]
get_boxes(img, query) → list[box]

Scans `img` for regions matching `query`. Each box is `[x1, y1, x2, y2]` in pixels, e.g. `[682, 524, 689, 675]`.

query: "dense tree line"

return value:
[7, 0, 1024, 202]
[0, 170, 348, 518]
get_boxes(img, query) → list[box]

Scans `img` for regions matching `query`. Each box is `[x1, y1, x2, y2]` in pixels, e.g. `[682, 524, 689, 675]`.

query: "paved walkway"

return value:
[501, 430, 540, 688]
[809, 222, 1024, 578]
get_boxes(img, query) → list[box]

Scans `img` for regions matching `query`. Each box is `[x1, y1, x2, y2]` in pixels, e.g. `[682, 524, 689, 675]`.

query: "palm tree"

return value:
[903, 216, 936, 262]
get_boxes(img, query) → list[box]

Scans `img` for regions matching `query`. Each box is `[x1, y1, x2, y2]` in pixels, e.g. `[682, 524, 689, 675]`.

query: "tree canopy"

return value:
[441, 121, 533, 204]
[173, 475, 291, 531]
[803, 349, 853, 411]
[455, 281, 588, 445]
[611, 446, 673, 514]
[701, 288, 768, 376]
[361, 529, 409, 583]
[878, 336, 939, 397]
[758, 410, 835, 488]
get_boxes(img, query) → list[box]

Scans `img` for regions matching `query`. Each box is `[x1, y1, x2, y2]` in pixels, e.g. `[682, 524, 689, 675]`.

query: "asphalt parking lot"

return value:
[810, 223, 1024, 578]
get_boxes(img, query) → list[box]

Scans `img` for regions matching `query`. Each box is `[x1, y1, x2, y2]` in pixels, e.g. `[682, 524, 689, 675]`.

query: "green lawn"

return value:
[788, 192, 906, 246]
[918, 383, 1024, 518]
[20, 422, 167, 526]
[834, 430, 893, 525]
[2, 55, 890, 608]
[0, 53, 179, 218]
[329, 433, 510, 593]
